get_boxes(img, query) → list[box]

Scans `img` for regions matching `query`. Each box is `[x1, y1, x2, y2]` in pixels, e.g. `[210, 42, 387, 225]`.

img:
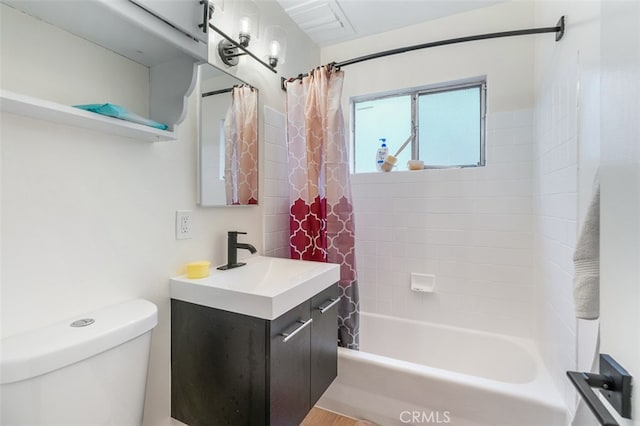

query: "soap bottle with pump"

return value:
[376, 138, 388, 171]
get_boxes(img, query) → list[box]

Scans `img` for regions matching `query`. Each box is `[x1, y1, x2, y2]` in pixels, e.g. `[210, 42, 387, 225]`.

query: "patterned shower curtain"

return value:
[224, 85, 258, 205]
[285, 66, 359, 349]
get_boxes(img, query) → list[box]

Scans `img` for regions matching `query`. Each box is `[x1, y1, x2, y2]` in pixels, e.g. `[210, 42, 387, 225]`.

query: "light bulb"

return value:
[270, 40, 280, 57]
[240, 17, 250, 35]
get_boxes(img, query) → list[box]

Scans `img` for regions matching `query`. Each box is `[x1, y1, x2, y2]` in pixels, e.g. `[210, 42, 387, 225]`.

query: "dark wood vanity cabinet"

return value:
[171, 283, 340, 426]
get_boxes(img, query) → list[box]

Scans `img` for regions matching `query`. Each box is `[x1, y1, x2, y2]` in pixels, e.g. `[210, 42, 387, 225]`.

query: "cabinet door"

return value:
[171, 300, 268, 426]
[310, 283, 340, 405]
[129, 0, 208, 42]
[269, 300, 312, 426]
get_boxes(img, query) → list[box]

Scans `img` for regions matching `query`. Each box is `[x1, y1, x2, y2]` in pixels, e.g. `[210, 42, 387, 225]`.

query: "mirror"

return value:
[198, 63, 259, 206]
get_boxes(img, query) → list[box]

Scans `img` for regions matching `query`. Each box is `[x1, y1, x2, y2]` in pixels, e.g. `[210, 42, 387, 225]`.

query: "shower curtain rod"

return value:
[202, 84, 257, 98]
[281, 16, 565, 91]
[202, 87, 233, 97]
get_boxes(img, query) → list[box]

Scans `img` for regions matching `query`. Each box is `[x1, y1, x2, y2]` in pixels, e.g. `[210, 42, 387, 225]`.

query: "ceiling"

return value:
[276, 0, 505, 47]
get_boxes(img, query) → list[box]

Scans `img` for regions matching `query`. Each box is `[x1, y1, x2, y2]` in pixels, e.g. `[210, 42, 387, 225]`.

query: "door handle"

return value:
[566, 354, 632, 426]
[317, 297, 341, 314]
[281, 318, 313, 343]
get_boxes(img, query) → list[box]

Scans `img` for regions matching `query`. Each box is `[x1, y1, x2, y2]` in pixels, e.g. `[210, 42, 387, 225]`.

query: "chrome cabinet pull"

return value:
[317, 297, 341, 314]
[281, 318, 313, 343]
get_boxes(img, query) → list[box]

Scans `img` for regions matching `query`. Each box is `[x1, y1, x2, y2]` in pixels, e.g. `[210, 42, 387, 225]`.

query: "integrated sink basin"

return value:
[170, 256, 340, 319]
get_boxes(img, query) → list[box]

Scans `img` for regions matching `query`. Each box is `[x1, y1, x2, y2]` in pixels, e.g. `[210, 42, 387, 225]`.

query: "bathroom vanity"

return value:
[169, 256, 341, 425]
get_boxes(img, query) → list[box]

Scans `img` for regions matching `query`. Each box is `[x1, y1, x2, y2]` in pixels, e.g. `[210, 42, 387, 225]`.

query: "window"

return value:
[352, 79, 486, 173]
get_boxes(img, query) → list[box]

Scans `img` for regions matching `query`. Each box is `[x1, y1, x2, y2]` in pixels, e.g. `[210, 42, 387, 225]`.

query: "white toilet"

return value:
[0, 299, 158, 426]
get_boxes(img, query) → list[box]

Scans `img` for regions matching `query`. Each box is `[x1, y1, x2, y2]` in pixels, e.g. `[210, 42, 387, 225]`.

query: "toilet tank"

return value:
[0, 299, 158, 426]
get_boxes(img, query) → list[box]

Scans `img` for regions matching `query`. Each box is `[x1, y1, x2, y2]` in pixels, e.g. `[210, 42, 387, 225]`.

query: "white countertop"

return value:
[170, 256, 340, 320]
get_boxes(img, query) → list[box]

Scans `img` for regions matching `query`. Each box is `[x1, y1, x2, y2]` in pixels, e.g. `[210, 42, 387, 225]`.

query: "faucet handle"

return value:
[229, 231, 247, 236]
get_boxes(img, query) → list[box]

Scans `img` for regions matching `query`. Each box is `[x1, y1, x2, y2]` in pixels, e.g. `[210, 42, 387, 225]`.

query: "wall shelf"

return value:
[1, 90, 176, 142]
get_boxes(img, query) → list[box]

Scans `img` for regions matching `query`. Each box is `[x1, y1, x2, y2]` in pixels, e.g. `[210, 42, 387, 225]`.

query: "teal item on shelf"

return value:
[74, 103, 168, 130]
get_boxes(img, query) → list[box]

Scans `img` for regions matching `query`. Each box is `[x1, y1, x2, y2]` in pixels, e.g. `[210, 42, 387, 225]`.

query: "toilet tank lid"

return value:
[0, 299, 158, 385]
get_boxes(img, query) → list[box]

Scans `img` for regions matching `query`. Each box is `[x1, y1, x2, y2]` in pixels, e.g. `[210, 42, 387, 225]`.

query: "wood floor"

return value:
[301, 407, 377, 426]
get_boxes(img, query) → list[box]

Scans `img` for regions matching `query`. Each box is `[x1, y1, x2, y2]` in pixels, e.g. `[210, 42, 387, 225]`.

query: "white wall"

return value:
[320, 1, 537, 338]
[0, 3, 319, 426]
[599, 1, 640, 424]
[532, 1, 601, 420]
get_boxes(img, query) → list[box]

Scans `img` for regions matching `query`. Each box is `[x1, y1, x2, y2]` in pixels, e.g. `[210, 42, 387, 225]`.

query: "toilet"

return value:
[0, 299, 158, 426]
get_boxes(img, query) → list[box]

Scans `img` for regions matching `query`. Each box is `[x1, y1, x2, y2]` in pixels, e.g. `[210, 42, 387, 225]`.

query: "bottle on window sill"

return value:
[375, 138, 388, 171]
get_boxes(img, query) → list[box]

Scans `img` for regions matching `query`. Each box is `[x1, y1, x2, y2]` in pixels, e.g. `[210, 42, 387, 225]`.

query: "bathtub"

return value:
[317, 313, 567, 426]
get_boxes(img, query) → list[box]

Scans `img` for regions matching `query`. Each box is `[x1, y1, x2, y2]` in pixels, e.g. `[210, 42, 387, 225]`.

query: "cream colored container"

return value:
[407, 160, 424, 170]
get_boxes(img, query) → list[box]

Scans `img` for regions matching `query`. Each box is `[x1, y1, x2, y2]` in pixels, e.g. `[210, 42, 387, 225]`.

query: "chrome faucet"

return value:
[217, 231, 257, 270]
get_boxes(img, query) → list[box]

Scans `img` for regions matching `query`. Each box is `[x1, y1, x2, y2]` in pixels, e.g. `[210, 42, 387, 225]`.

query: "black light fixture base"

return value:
[218, 40, 239, 66]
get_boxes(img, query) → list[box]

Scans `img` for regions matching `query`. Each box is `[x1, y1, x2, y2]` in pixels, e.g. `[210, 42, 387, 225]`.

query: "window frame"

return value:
[350, 77, 487, 172]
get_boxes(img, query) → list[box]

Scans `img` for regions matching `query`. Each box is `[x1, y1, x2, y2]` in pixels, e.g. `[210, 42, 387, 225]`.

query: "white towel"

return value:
[573, 185, 600, 319]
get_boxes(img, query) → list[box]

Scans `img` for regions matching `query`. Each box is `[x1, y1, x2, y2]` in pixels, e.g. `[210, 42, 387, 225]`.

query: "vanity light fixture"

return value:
[207, 0, 278, 73]
[218, 24, 287, 70]
[216, 0, 260, 66]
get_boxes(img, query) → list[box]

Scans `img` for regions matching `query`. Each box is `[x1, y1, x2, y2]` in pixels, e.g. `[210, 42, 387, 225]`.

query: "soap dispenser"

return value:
[376, 138, 388, 171]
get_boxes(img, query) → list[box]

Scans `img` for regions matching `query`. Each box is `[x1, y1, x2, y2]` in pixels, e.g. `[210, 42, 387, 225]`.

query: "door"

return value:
[310, 284, 340, 405]
[129, 0, 209, 42]
[600, 1, 639, 424]
[170, 300, 268, 426]
[269, 300, 312, 426]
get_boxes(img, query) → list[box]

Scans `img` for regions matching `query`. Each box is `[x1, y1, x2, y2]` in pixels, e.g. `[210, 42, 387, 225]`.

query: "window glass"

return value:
[418, 86, 481, 166]
[351, 79, 485, 173]
[353, 95, 412, 173]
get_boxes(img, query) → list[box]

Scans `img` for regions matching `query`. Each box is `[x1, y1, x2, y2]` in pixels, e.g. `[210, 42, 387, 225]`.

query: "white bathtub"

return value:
[318, 312, 567, 426]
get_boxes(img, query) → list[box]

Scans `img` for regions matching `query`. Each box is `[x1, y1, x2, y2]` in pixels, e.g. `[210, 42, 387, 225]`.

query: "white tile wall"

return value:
[533, 54, 579, 410]
[263, 106, 290, 258]
[351, 109, 534, 338]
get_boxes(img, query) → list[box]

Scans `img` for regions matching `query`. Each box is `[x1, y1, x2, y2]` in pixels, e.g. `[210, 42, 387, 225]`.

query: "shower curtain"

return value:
[285, 66, 359, 349]
[224, 85, 258, 205]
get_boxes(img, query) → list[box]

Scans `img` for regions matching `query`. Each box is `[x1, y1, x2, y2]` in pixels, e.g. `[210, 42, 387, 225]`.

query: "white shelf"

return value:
[0, 90, 176, 142]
